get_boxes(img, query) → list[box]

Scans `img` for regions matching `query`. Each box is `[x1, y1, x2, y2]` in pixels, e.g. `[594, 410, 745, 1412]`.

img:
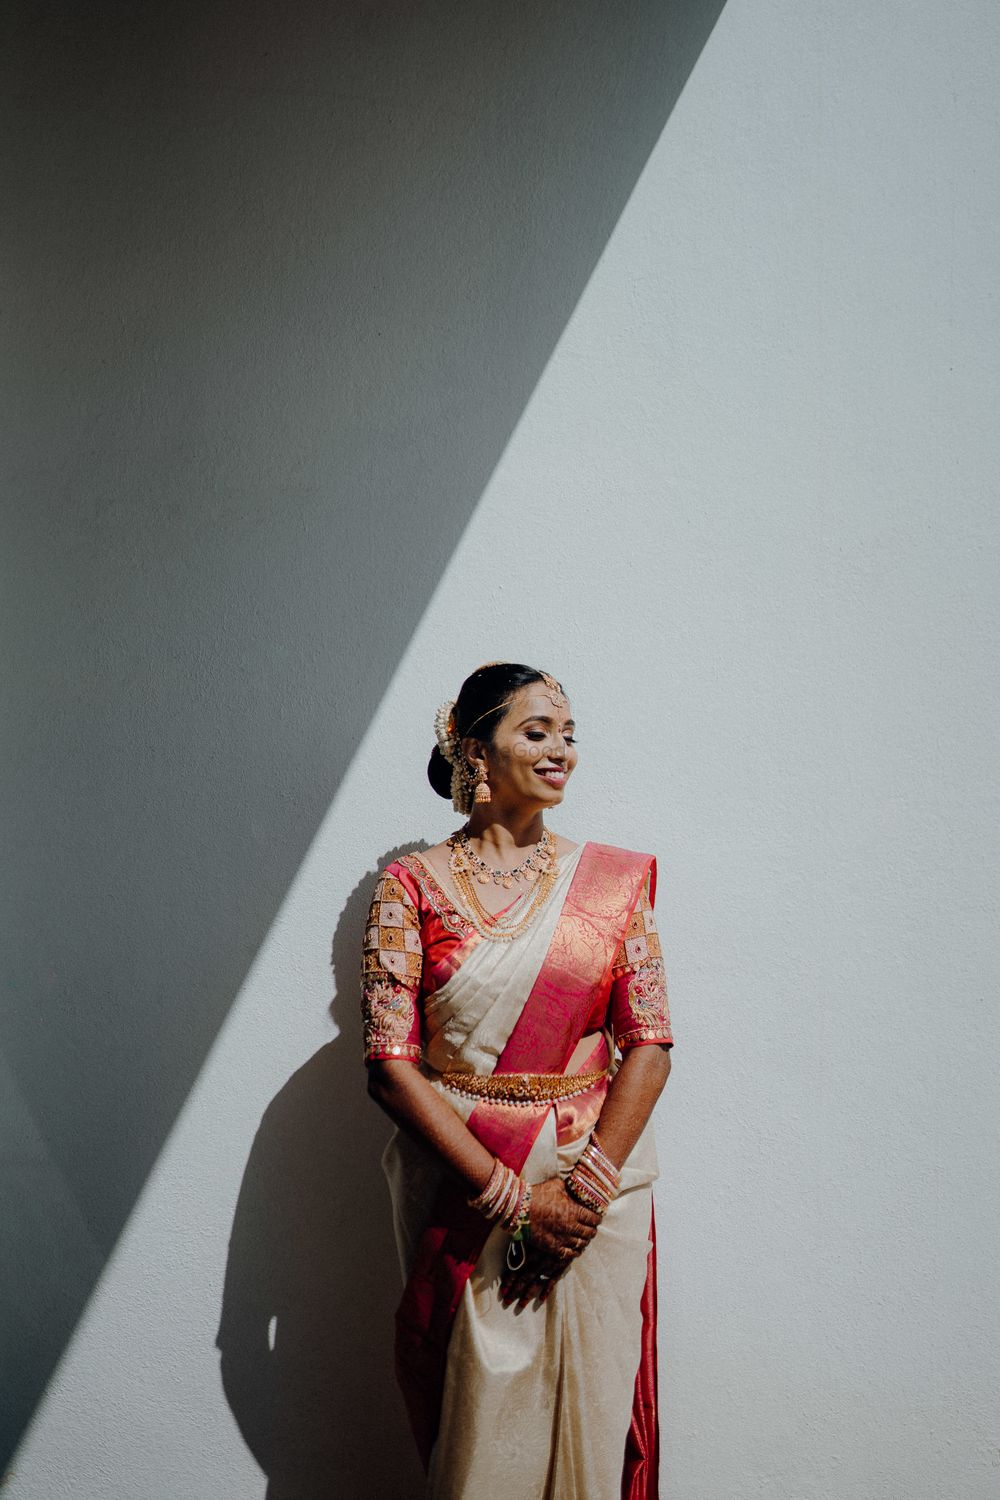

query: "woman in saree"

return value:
[361, 662, 674, 1500]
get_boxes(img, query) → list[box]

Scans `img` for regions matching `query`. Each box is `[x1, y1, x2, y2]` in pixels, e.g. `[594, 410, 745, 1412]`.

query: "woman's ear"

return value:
[461, 735, 488, 774]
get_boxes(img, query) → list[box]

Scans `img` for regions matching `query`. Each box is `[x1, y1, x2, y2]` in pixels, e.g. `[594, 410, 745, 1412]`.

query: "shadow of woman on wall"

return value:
[214, 846, 427, 1499]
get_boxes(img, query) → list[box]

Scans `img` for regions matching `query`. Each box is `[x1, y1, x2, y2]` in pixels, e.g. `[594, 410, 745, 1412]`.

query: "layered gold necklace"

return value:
[446, 826, 560, 942]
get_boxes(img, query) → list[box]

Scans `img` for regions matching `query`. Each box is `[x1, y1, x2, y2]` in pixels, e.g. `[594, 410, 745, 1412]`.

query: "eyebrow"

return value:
[517, 715, 576, 729]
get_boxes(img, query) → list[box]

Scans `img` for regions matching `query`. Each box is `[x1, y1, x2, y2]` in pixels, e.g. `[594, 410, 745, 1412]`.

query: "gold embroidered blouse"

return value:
[360, 858, 672, 1064]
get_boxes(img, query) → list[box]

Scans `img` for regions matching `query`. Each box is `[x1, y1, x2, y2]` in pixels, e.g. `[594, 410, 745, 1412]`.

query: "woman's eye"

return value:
[525, 732, 546, 741]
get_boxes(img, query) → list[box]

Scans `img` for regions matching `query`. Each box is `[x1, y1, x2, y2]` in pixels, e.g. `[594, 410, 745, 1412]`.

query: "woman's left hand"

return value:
[499, 1242, 576, 1311]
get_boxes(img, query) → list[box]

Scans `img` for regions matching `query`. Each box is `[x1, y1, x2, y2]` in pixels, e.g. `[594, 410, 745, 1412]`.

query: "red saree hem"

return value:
[622, 1203, 660, 1500]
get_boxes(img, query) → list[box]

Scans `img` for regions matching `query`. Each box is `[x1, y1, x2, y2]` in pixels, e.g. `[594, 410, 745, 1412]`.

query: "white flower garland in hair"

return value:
[433, 698, 473, 814]
[434, 699, 459, 764]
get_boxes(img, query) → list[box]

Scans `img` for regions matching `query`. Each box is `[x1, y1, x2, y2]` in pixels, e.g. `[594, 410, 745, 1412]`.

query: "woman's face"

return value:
[464, 682, 578, 811]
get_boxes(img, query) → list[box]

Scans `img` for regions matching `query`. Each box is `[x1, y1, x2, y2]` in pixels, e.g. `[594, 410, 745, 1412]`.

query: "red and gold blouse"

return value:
[361, 852, 672, 1065]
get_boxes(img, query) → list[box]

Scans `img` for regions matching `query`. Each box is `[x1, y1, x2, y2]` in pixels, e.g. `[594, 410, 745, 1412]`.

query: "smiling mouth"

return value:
[534, 767, 567, 785]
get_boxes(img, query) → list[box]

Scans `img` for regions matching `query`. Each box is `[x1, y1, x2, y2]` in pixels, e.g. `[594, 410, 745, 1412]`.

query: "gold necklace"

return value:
[446, 827, 560, 942]
[450, 827, 554, 888]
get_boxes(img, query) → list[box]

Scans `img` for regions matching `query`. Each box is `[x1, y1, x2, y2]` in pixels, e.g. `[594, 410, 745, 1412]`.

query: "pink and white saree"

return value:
[363, 841, 671, 1499]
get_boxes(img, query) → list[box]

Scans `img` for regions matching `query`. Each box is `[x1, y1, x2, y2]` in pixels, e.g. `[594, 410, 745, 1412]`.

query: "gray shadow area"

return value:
[216, 846, 429, 1497]
[0, 0, 726, 1476]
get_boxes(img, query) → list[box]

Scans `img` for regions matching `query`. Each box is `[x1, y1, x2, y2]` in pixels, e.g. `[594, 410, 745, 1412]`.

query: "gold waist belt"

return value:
[441, 1067, 608, 1107]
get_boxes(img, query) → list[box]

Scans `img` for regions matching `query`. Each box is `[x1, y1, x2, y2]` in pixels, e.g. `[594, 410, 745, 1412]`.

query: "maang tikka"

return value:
[538, 671, 569, 714]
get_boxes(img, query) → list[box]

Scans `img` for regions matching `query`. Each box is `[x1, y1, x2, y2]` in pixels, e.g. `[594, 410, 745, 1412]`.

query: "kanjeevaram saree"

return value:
[361, 840, 673, 1498]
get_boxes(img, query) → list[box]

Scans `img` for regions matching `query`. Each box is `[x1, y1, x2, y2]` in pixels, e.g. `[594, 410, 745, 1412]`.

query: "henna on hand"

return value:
[499, 1246, 570, 1309]
[524, 1177, 599, 1258]
[498, 1178, 600, 1309]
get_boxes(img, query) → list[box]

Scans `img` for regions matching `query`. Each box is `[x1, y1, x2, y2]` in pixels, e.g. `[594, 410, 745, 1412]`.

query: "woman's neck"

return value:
[462, 808, 547, 863]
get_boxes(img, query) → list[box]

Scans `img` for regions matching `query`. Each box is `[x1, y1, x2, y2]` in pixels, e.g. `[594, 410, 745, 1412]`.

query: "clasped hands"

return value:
[498, 1177, 601, 1310]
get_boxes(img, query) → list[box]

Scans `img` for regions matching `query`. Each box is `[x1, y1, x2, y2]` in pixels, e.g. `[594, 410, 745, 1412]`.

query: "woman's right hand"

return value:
[498, 1178, 600, 1309]
[524, 1177, 600, 1259]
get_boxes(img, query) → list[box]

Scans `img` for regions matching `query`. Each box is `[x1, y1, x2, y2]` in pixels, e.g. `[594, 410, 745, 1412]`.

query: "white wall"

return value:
[6, 1, 999, 1497]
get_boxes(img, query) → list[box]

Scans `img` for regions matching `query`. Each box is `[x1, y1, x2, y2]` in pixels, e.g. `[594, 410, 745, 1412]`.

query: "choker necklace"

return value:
[449, 826, 555, 888]
[446, 826, 560, 942]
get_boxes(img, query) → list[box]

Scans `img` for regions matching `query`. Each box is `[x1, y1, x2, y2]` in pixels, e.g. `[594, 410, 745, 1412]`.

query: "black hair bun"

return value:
[427, 744, 453, 800]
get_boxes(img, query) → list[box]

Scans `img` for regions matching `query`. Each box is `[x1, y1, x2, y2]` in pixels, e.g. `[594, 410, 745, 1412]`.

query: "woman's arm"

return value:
[589, 1041, 672, 1168]
[367, 1058, 496, 1194]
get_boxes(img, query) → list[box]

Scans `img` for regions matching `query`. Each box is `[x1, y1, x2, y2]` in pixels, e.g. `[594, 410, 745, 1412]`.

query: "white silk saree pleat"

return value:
[427, 1116, 659, 1500]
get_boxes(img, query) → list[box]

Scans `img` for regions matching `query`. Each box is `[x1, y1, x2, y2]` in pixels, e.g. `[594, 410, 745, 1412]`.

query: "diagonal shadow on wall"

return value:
[0, 0, 726, 1475]
[215, 849, 433, 1498]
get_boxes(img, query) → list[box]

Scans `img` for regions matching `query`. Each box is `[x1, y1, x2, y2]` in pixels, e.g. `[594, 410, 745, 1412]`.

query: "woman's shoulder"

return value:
[368, 854, 423, 904]
[373, 844, 456, 902]
[582, 839, 655, 863]
[376, 846, 476, 938]
[383, 842, 447, 886]
[371, 850, 419, 879]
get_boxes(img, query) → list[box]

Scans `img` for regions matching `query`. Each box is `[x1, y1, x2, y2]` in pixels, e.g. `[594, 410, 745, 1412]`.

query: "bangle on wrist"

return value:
[469, 1157, 530, 1234]
[565, 1131, 623, 1218]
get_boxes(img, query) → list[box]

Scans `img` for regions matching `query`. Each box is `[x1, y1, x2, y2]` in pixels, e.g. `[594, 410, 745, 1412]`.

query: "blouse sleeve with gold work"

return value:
[608, 871, 673, 1051]
[360, 866, 424, 1064]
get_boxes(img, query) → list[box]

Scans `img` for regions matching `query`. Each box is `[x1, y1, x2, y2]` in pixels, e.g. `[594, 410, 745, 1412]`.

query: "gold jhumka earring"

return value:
[473, 764, 492, 803]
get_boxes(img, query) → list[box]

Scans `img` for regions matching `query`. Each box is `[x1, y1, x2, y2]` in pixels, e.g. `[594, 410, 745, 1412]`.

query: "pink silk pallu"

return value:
[394, 843, 660, 1496]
